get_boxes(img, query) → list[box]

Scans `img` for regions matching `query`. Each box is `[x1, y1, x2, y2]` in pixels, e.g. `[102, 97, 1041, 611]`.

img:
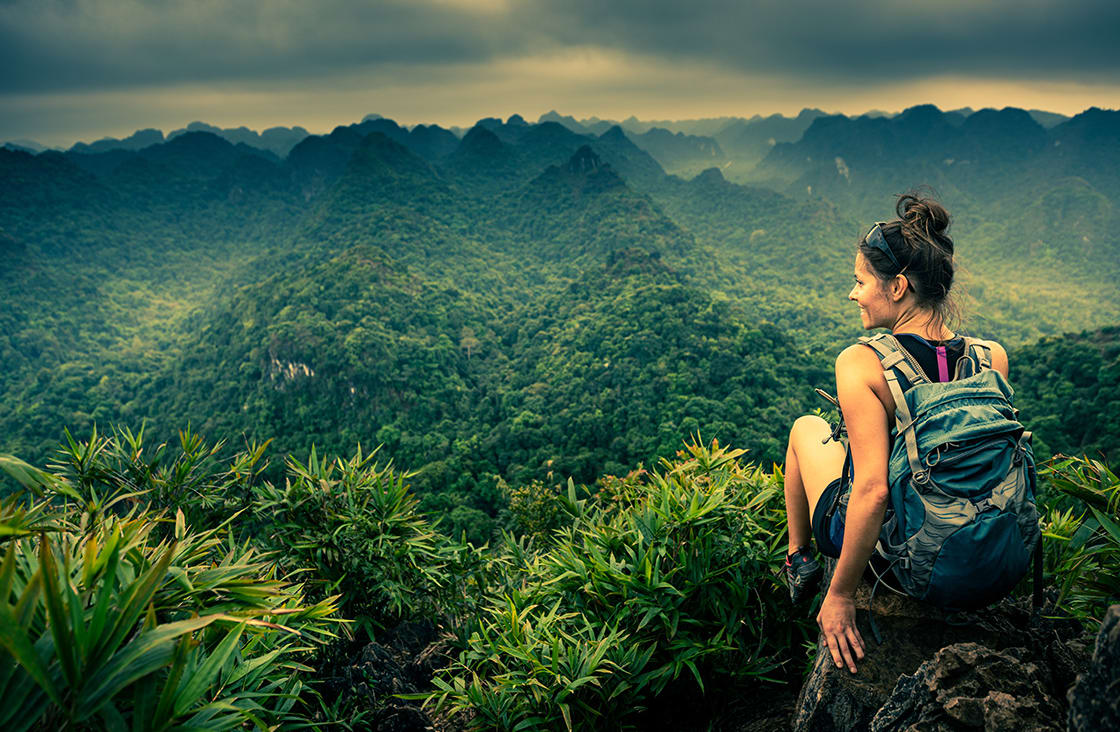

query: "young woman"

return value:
[781, 194, 1009, 674]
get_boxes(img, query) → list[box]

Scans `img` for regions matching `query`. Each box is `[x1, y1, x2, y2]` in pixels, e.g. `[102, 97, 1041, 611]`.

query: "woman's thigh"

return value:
[789, 415, 847, 518]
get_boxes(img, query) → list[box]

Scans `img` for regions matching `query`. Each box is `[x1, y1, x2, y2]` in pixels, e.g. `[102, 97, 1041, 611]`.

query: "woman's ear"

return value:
[889, 273, 910, 302]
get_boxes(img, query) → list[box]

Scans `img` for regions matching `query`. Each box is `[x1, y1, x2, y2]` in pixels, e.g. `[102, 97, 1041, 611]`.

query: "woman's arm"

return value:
[816, 344, 892, 672]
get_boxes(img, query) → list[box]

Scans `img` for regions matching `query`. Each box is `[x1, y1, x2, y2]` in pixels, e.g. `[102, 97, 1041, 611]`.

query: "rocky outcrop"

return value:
[793, 561, 1089, 731]
[870, 643, 1064, 731]
[320, 620, 449, 732]
[1067, 604, 1120, 731]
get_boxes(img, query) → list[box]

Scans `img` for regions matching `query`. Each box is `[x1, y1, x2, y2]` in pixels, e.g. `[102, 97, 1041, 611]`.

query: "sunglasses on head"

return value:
[863, 222, 903, 272]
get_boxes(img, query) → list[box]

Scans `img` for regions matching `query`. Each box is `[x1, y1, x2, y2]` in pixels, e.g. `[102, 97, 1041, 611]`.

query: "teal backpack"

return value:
[860, 333, 1041, 611]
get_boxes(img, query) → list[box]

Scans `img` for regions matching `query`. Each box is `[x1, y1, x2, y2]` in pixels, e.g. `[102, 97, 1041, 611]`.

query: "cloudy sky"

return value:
[3, 0, 1118, 146]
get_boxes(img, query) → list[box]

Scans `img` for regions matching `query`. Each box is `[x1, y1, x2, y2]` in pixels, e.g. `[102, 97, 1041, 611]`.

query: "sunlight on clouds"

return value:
[422, 0, 512, 13]
[1, 48, 764, 143]
[817, 76, 1120, 116]
[489, 47, 646, 85]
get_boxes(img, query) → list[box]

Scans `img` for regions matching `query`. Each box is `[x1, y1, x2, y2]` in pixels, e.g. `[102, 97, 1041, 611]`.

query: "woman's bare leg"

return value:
[784, 415, 847, 554]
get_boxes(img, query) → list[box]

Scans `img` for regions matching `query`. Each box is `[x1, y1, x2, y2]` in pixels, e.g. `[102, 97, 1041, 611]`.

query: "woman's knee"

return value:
[788, 414, 843, 476]
[790, 414, 830, 443]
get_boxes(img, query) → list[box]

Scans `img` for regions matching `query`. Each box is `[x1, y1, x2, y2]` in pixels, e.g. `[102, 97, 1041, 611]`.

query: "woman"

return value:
[781, 193, 1009, 674]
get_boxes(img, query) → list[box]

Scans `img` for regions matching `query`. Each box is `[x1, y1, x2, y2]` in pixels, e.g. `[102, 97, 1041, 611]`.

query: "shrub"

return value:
[0, 436, 341, 731]
[250, 445, 488, 634]
[38, 425, 271, 532]
[501, 477, 566, 539]
[429, 437, 811, 730]
[1039, 455, 1120, 625]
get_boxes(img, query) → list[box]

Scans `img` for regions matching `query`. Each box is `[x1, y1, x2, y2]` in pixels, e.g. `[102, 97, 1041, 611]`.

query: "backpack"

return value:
[859, 333, 1041, 611]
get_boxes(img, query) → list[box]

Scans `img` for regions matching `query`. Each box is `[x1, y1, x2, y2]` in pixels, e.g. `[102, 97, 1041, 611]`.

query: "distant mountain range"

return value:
[749, 105, 1120, 223]
[5, 104, 1113, 317]
[2, 103, 1116, 514]
[3, 106, 1075, 171]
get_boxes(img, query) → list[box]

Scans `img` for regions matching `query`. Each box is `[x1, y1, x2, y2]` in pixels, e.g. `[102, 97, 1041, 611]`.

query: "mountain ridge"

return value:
[3, 105, 1118, 506]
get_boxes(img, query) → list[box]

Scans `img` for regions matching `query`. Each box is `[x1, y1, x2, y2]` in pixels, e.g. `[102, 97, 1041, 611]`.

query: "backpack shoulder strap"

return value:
[857, 333, 925, 480]
[954, 337, 992, 378]
[858, 333, 931, 389]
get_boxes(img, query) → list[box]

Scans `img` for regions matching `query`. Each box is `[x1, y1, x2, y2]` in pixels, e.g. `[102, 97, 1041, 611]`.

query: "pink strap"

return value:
[936, 345, 949, 382]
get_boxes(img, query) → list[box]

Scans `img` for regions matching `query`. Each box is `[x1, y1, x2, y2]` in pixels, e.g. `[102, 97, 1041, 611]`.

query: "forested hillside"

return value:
[3, 106, 1119, 523]
[1013, 326, 1120, 462]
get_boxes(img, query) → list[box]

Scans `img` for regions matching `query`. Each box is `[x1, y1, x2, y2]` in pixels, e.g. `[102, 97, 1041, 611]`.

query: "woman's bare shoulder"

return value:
[835, 342, 884, 377]
[836, 342, 881, 365]
[977, 338, 1010, 377]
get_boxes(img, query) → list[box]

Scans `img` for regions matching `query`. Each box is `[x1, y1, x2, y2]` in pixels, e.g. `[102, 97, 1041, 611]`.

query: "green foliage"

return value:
[430, 596, 643, 731]
[0, 490, 60, 539]
[250, 446, 487, 634]
[501, 477, 566, 538]
[5, 120, 1117, 521]
[1013, 326, 1120, 462]
[0, 434, 341, 731]
[1040, 456, 1120, 625]
[429, 437, 813, 730]
[30, 425, 273, 535]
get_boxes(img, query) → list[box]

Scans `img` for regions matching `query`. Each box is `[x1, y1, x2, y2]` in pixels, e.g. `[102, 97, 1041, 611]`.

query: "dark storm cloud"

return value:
[2, 0, 1119, 95]
[520, 0, 1120, 83]
[0, 0, 528, 93]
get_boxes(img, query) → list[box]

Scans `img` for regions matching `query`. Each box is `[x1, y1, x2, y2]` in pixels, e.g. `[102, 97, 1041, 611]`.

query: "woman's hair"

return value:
[859, 193, 960, 327]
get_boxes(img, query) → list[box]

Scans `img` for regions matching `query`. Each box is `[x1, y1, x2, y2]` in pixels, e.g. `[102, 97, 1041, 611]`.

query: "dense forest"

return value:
[4, 107, 1118, 504]
[2, 105, 1119, 729]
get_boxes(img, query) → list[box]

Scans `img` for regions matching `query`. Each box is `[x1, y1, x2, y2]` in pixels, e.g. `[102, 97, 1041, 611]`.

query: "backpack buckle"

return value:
[912, 470, 930, 485]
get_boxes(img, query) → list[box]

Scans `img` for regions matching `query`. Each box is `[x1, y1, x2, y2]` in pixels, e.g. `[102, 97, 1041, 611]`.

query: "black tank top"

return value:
[893, 333, 966, 384]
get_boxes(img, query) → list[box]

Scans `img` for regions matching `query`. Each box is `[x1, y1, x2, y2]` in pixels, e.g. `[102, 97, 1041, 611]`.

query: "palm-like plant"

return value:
[0, 435, 341, 731]
[1040, 456, 1120, 625]
[251, 445, 483, 632]
[43, 425, 272, 531]
[429, 436, 810, 731]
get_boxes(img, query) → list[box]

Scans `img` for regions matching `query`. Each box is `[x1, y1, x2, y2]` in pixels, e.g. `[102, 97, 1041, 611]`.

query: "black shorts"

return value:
[811, 474, 904, 589]
[811, 476, 847, 558]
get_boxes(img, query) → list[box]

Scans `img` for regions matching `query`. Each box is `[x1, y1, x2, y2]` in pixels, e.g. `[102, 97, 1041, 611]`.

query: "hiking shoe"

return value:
[785, 547, 822, 604]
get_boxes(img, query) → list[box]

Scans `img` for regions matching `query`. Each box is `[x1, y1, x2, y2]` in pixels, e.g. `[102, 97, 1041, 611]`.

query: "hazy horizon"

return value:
[6, 99, 1116, 152]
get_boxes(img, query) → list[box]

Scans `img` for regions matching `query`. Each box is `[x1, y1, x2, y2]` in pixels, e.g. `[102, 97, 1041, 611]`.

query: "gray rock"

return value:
[1067, 604, 1120, 732]
[793, 567, 1014, 730]
[792, 560, 1088, 732]
[870, 642, 1064, 731]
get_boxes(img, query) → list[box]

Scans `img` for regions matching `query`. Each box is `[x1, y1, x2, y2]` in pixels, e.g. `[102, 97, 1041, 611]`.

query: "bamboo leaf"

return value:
[38, 534, 79, 689]
[78, 614, 222, 719]
[1090, 506, 1120, 546]
[86, 537, 122, 663]
[0, 455, 71, 497]
[0, 546, 15, 603]
[0, 604, 62, 707]
[172, 621, 248, 717]
[152, 634, 193, 728]
[0, 679, 49, 732]
[92, 539, 179, 670]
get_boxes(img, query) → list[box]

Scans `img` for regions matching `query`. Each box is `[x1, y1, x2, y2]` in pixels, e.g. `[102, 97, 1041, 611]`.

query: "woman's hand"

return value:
[817, 590, 866, 673]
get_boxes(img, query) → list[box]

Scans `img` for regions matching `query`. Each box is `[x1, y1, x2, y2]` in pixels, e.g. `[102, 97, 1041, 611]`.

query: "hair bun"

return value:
[897, 193, 950, 237]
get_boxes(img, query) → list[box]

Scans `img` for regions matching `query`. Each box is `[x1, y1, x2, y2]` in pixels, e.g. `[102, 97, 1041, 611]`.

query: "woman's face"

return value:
[849, 253, 893, 330]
